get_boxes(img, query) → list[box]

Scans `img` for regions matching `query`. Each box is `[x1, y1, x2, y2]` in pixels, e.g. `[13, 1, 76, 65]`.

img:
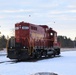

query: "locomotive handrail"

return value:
[43, 38, 54, 41]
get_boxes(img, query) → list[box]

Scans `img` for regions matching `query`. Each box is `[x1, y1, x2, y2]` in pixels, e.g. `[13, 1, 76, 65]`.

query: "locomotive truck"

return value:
[7, 21, 60, 60]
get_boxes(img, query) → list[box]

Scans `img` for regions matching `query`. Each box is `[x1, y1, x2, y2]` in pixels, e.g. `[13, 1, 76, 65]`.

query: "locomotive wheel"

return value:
[51, 53, 55, 58]
[36, 51, 42, 58]
[48, 53, 55, 58]
[31, 51, 41, 59]
[43, 51, 47, 57]
[31, 52, 37, 59]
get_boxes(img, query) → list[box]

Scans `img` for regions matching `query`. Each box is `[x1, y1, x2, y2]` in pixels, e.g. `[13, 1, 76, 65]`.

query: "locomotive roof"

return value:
[49, 28, 57, 33]
[15, 21, 57, 33]
[15, 22, 48, 27]
[39, 25, 48, 28]
[15, 21, 30, 25]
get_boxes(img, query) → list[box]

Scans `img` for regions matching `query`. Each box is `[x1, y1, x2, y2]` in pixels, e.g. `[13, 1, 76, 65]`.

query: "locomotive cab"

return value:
[49, 28, 58, 47]
[49, 30, 60, 55]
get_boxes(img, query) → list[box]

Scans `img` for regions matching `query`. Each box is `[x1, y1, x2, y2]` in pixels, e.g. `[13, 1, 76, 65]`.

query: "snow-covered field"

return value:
[0, 48, 76, 75]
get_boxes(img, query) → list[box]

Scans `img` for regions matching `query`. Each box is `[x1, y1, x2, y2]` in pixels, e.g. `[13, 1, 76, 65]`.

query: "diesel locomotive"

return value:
[7, 21, 60, 60]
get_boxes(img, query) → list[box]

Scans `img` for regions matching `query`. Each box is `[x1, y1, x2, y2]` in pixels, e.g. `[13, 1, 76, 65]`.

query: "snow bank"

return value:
[0, 48, 7, 54]
[31, 72, 58, 75]
[61, 48, 76, 51]
[0, 49, 76, 75]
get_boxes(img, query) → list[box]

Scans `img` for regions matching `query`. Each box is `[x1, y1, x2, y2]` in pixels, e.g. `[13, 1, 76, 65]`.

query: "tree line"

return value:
[0, 35, 7, 50]
[0, 35, 76, 50]
[57, 36, 76, 48]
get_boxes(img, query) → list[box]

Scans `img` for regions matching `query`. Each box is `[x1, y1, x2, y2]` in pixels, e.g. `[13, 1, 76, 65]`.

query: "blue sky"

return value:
[0, 0, 76, 40]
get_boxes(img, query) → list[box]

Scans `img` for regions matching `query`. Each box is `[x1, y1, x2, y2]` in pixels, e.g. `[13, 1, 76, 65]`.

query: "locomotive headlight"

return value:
[10, 47, 12, 49]
[23, 46, 25, 48]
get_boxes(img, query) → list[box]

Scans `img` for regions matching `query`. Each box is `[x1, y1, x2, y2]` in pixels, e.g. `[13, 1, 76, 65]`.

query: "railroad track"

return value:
[0, 55, 61, 64]
[0, 54, 6, 56]
[0, 60, 19, 64]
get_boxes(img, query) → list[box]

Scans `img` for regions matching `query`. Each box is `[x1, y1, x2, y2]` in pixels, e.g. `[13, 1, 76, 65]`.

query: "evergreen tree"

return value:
[57, 36, 74, 48]
[74, 37, 76, 47]
[0, 35, 7, 50]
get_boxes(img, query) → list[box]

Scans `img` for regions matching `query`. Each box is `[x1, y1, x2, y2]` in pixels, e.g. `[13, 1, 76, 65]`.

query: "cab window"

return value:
[22, 26, 29, 30]
[31, 26, 37, 30]
[15, 27, 19, 30]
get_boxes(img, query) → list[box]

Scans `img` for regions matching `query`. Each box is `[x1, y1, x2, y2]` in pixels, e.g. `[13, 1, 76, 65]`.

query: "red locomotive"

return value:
[7, 21, 60, 60]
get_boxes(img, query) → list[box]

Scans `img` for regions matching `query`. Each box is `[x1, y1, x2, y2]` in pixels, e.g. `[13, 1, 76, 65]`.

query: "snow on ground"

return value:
[0, 48, 76, 75]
